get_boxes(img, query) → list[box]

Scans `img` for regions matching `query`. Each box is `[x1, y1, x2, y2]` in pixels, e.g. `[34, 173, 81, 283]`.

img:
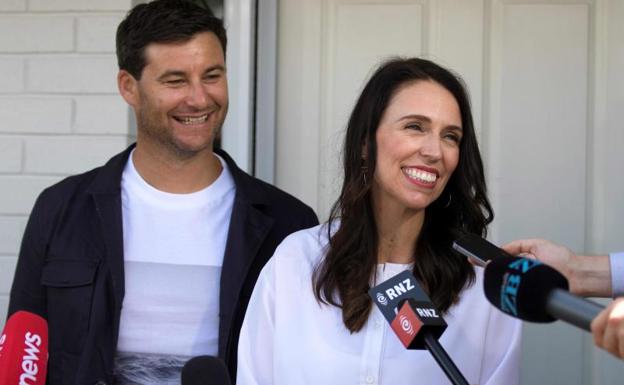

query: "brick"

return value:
[24, 135, 129, 174]
[0, 176, 61, 215]
[0, 97, 72, 134]
[77, 15, 124, 53]
[0, 295, 8, 329]
[29, 0, 132, 11]
[27, 55, 118, 94]
[74, 95, 130, 134]
[0, 216, 26, 255]
[0, 137, 22, 172]
[0, 0, 26, 11]
[0, 15, 74, 53]
[0, 257, 17, 293]
[0, 58, 24, 93]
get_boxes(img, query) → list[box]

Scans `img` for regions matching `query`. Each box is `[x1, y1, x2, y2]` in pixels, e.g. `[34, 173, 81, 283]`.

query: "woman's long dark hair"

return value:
[313, 58, 493, 333]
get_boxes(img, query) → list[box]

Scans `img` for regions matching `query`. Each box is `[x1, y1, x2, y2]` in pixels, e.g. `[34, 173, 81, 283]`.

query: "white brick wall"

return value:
[74, 96, 130, 134]
[0, 97, 73, 133]
[0, 175, 64, 215]
[29, 0, 133, 12]
[77, 15, 125, 52]
[0, 15, 74, 52]
[0, 58, 25, 93]
[0, 216, 26, 254]
[0, 257, 17, 293]
[0, 0, 26, 12]
[0, 297, 8, 328]
[0, 3, 133, 329]
[24, 136, 130, 174]
[0, 137, 22, 172]
[28, 56, 120, 93]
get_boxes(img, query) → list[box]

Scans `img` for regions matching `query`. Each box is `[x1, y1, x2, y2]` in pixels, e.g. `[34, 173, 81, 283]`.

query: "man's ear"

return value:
[117, 70, 139, 107]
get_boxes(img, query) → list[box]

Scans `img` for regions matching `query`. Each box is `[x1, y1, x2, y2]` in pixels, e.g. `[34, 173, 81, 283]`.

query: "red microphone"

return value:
[0, 311, 48, 385]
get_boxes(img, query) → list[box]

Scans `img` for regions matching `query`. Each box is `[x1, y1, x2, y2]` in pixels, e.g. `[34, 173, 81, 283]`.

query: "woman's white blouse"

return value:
[237, 224, 521, 385]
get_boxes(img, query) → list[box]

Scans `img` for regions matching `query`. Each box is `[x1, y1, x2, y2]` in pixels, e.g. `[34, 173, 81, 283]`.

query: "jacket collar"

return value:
[214, 147, 271, 207]
[86, 143, 269, 207]
[213, 148, 275, 358]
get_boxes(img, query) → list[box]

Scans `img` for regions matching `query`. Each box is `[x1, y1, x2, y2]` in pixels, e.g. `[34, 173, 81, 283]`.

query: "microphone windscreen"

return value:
[0, 311, 48, 385]
[181, 355, 231, 385]
[484, 256, 568, 322]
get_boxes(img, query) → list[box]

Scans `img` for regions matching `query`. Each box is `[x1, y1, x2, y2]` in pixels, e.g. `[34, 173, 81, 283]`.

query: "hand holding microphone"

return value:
[453, 234, 603, 331]
[454, 234, 624, 361]
[590, 297, 624, 359]
[453, 233, 605, 330]
[483, 255, 604, 331]
[502, 238, 612, 298]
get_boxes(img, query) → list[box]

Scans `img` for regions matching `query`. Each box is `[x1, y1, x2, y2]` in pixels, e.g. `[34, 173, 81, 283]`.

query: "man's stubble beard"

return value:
[137, 106, 223, 161]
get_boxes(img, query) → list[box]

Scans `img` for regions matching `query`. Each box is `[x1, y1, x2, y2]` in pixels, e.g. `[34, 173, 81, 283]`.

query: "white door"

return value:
[275, 0, 624, 383]
[221, 0, 279, 182]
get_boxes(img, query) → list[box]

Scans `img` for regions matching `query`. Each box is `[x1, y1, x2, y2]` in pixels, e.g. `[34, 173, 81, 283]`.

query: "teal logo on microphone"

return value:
[500, 258, 542, 315]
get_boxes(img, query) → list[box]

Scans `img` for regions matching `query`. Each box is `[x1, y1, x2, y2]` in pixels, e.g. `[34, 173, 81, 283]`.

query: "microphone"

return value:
[369, 270, 469, 385]
[181, 355, 231, 385]
[452, 232, 514, 267]
[0, 311, 48, 385]
[484, 256, 604, 331]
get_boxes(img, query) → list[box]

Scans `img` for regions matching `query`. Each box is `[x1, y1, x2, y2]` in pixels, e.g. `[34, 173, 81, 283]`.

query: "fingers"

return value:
[590, 303, 608, 346]
[608, 299, 624, 358]
[591, 298, 624, 359]
[501, 238, 548, 256]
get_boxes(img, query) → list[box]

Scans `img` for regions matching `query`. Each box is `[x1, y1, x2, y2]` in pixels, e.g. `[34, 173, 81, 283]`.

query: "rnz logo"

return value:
[399, 315, 415, 336]
[376, 292, 388, 306]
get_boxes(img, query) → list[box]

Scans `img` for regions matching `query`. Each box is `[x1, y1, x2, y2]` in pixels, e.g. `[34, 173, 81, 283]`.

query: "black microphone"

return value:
[484, 256, 604, 331]
[180, 356, 231, 385]
[369, 270, 469, 385]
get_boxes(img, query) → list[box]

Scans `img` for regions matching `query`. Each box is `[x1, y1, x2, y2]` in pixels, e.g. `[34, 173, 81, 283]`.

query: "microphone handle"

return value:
[546, 288, 604, 331]
[423, 332, 469, 385]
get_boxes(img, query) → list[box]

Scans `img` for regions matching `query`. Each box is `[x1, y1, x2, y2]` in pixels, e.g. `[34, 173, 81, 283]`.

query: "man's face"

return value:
[119, 32, 228, 158]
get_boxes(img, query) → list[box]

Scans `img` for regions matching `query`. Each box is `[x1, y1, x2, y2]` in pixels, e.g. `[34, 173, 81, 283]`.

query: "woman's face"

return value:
[372, 80, 462, 213]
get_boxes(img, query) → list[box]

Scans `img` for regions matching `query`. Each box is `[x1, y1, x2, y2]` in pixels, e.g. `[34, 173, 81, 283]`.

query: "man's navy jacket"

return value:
[8, 144, 318, 385]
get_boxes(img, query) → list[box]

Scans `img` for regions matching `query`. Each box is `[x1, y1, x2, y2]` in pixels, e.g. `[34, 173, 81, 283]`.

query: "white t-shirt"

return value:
[237, 224, 522, 385]
[116, 151, 235, 384]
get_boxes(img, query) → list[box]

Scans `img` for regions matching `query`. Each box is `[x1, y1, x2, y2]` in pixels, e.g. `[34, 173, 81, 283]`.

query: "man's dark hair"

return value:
[116, 0, 227, 79]
[313, 57, 493, 332]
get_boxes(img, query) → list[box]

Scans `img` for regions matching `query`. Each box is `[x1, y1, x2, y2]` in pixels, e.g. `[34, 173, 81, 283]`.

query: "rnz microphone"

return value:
[0, 311, 48, 385]
[484, 256, 604, 331]
[181, 355, 232, 385]
[369, 270, 469, 385]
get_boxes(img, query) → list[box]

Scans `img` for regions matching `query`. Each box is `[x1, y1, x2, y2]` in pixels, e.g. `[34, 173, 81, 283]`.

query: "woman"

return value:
[237, 58, 521, 385]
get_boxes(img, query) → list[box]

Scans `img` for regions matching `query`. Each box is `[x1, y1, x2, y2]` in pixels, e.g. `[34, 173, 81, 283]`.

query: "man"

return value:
[7, 1, 318, 384]
[503, 239, 624, 360]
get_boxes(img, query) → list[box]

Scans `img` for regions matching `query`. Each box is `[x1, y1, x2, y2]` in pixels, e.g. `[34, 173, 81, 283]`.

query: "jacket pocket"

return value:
[41, 259, 99, 354]
[41, 259, 98, 287]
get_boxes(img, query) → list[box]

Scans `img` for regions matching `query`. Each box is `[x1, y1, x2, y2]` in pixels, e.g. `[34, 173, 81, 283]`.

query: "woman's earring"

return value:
[361, 166, 368, 186]
[444, 193, 452, 208]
